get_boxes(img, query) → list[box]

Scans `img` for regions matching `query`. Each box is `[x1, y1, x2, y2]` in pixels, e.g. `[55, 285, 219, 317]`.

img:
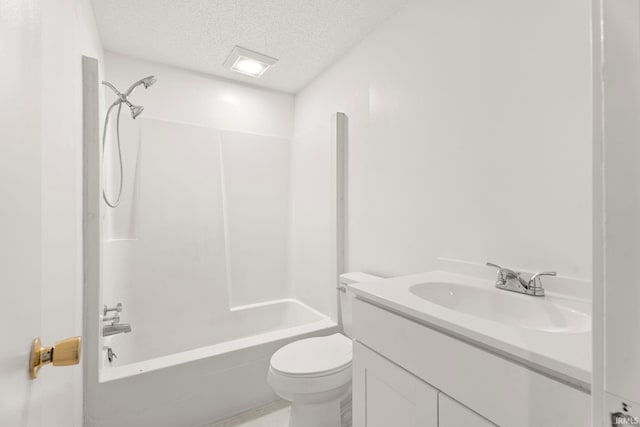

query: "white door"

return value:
[0, 0, 46, 424]
[0, 1, 83, 426]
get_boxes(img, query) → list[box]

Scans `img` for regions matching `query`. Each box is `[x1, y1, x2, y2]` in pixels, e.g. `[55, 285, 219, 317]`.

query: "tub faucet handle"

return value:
[103, 303, 122, 316]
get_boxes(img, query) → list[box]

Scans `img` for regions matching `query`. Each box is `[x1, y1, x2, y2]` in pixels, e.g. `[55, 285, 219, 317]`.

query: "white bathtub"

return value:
[87, 299, 337, 427]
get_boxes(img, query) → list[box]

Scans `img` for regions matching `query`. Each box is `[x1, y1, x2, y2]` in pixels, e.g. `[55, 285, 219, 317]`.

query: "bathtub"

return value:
[86, 299, 337, 427]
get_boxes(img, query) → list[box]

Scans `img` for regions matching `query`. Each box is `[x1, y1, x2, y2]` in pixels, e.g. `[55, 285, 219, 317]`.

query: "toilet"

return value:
[267, 272, 382, 427]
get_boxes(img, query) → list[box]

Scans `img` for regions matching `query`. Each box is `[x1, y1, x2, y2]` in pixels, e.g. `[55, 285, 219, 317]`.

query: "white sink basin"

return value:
[409, 282, 590, 333]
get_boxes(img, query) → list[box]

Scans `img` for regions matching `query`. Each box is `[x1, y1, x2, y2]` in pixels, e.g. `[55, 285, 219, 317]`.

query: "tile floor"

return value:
[209, 400, 291, 427]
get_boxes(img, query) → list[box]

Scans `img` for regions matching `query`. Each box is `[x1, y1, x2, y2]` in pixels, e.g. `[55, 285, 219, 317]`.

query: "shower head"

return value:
[125, 75, 157, 96]
[130, 105, 144, 119]
[141, 75, 157, 89]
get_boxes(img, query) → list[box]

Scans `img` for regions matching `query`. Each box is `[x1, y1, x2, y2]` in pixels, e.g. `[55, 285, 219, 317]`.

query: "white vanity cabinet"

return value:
[351, 298, 590, 427]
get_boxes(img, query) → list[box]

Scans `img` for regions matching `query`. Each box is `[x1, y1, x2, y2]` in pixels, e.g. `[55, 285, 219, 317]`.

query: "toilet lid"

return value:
[270, 333, 352, 377]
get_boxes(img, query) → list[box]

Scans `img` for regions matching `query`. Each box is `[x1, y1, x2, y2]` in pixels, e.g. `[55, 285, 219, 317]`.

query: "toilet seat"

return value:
[270, 333, 352, 378]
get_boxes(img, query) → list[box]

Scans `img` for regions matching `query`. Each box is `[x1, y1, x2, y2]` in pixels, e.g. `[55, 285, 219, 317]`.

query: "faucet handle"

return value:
[529, 271, 557, 288]
[103, 303, 122, 316]
[486, 262, 525, 288]
[486, 262, 502, 270]
[486, 262, 522, 276]
[486, 262, 508, 285]
[533, 271, 557, 276]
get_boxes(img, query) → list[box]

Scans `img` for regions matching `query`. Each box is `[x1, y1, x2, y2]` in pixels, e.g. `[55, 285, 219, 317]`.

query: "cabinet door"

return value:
[439, 393, 495, 427]
[353, 342, 438, 427]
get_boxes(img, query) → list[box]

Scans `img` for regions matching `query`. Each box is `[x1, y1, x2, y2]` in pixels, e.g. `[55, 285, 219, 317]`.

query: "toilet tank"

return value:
[339, 272, 383, 338]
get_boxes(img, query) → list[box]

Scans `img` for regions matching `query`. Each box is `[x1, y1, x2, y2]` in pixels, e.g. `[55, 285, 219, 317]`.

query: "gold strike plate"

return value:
[29, 336, 81, 379]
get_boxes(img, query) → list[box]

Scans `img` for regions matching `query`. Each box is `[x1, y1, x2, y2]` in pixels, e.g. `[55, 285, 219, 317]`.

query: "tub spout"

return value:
[103, 323, 132, 337]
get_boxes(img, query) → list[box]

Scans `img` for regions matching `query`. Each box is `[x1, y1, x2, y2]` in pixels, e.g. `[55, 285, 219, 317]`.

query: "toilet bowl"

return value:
[267, 272, 382, 427]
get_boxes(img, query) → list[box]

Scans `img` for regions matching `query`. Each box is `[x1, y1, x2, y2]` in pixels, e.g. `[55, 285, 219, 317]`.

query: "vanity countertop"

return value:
[348, 270, 591, 390]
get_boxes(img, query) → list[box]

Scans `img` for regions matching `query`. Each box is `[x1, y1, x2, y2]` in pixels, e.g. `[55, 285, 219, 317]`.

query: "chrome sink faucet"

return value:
[486, 262, 556, 297]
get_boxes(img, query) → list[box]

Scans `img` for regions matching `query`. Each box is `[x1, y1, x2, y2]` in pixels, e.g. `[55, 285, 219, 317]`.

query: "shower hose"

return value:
[102, 101, 124, 208]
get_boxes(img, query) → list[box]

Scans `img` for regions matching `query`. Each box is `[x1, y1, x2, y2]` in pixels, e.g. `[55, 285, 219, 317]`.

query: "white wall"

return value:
[292, 0, 592, 295]
[0, 0, 104, 426]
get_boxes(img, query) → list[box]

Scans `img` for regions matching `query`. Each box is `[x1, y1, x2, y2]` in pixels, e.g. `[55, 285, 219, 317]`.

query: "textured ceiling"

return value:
[91, 0, 408, 93]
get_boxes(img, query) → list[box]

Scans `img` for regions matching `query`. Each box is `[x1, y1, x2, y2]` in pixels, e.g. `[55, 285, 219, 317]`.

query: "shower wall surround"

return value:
[103, 118, 292, 360]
